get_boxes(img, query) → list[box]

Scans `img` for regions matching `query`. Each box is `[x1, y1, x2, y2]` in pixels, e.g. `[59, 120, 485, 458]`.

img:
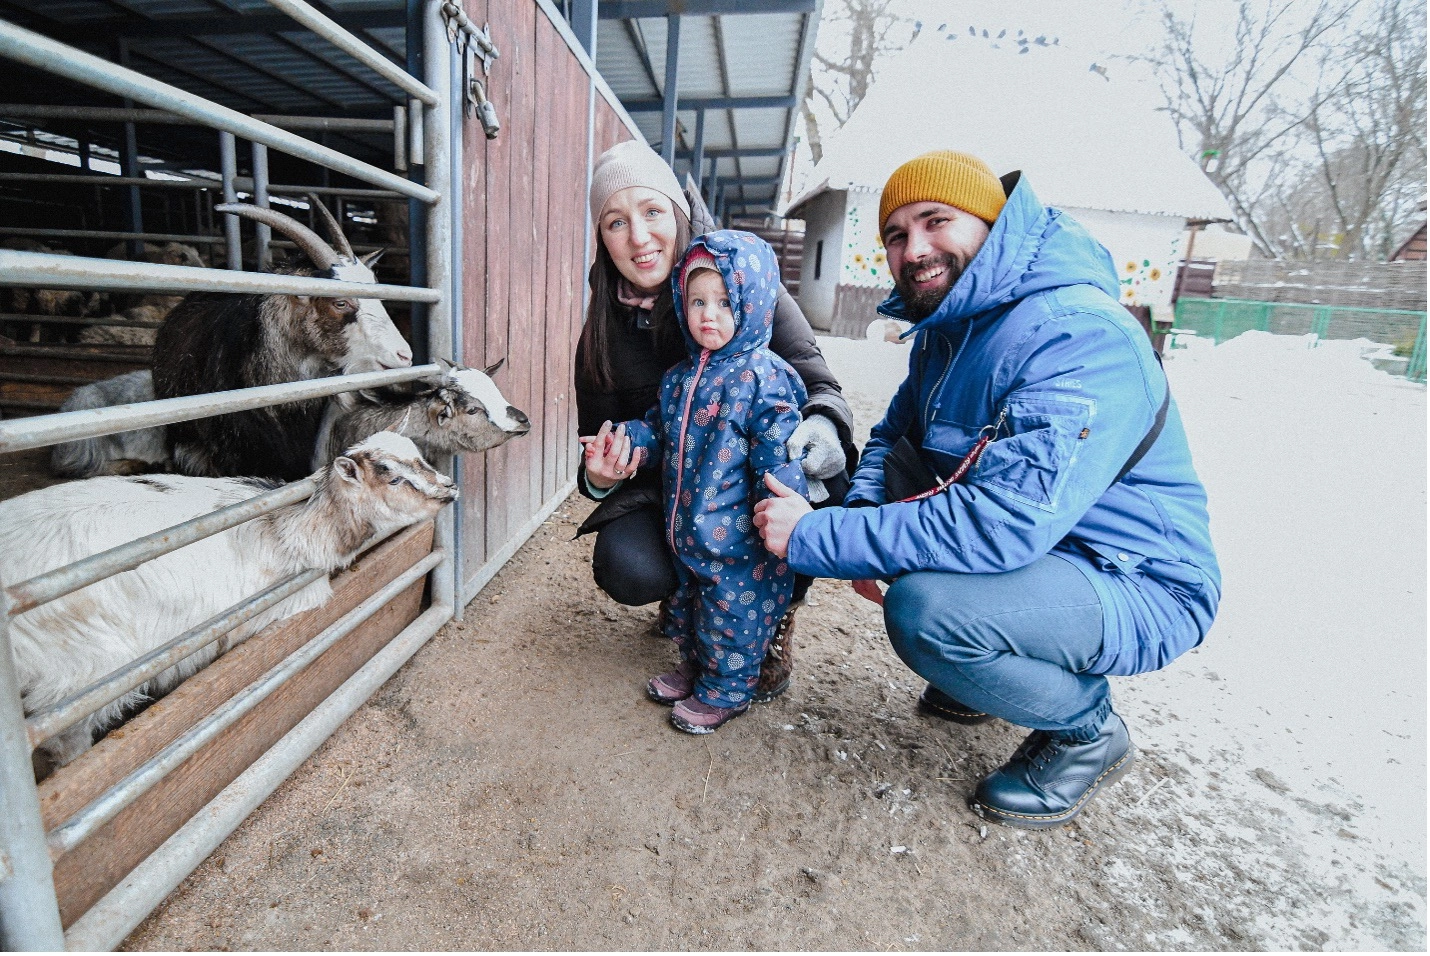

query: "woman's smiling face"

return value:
[599, 186, 681, 294]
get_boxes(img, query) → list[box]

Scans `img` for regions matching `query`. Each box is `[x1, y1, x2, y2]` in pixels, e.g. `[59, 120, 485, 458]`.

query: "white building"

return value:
[784, 36, 1233, 336]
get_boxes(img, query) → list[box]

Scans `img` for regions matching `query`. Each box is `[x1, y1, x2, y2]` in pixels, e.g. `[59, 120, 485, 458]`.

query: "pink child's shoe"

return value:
[646, 660, 697, 705]
[670, 697, 749, 734]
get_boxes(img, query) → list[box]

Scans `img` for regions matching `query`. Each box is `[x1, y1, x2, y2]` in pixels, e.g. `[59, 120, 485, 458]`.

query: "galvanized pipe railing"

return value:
[5, 479, 320, 618]
[0, 363, 441, 455]
[0, 174, 404, 200]
[24, 568, 326, 749]
[0, 249, 439, 301]
[0, 104, 398, 131]
[45, 548, 444, 857]
[260, 0, 439, 107]
[0, 21, 438, 204]
[23, 516, 409, 752]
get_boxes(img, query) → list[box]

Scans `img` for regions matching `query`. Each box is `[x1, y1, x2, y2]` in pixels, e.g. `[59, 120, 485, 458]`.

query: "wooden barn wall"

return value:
[458, 0, 633, 597]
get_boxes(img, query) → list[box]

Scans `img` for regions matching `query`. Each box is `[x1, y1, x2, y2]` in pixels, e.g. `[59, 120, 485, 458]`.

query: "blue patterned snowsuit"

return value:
[621, 231, 809, 707]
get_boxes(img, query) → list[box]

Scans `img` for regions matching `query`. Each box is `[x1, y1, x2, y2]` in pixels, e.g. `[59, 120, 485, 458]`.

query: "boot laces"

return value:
[1027, 733, 1070, 771]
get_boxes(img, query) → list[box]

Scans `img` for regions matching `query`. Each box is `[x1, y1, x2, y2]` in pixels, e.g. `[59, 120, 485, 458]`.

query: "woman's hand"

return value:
[580, 420, 636, 489]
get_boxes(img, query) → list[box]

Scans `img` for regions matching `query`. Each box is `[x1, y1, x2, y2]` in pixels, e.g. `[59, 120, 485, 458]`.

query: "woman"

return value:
[575, 139, 856, 702]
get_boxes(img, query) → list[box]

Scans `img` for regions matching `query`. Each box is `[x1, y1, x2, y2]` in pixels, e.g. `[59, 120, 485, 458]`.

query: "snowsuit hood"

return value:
[672, 230, 783, 361]
[878, 172, 1120, 335]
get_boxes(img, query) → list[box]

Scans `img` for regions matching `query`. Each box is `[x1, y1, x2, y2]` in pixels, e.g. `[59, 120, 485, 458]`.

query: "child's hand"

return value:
[580, 420, 637, 489]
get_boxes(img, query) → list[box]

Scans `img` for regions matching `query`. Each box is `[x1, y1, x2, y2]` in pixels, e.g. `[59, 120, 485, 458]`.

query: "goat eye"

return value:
[389, 476, 402, 485]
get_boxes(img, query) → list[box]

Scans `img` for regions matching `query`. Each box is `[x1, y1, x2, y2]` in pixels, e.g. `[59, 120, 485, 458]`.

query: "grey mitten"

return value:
[787, 412, 844, 482]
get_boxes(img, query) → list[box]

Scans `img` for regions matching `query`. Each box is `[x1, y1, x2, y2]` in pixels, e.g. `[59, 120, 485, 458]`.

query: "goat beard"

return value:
[895, 252, 963, 321]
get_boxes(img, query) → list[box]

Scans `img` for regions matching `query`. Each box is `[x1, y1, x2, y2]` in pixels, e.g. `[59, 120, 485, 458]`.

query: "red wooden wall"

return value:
[458, 0, 633, 597]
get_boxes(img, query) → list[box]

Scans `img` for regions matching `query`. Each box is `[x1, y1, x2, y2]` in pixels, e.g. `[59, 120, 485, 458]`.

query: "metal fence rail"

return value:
[1173, 297, 1429, 383]
[0, 0, 463, 947]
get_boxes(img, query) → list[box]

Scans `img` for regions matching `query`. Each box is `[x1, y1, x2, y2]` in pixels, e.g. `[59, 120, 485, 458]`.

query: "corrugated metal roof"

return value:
[593, 2, 818, 218]
[0, 0, 818, 214]
[787, 38, 1233, 223]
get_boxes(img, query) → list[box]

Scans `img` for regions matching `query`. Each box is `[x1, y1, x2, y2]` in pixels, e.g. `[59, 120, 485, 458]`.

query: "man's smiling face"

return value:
[882, 201, 992, 320]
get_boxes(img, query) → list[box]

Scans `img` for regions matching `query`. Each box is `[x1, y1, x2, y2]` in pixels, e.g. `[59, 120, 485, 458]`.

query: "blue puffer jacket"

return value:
[626, 231, 809, 564]
[787, 175, 1220, 676]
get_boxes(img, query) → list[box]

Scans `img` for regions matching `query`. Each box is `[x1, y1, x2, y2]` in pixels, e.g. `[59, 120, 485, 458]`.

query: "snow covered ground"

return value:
[819, 328, 1427, 949]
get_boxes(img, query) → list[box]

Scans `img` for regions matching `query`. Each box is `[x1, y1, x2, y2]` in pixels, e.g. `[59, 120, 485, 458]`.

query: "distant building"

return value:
[1392, 201, 1427, 261]
[784, 38, 1232, 337]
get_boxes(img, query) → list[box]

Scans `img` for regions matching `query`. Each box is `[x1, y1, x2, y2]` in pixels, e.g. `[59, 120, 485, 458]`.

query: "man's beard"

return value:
[896, 253, 962, 320]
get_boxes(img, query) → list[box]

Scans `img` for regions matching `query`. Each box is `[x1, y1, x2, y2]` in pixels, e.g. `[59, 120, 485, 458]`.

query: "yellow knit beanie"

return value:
[879, 150, 1006, 233]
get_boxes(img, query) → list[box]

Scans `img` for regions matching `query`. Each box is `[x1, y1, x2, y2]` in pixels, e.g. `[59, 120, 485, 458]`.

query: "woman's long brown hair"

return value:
[577, 208, 692, 392]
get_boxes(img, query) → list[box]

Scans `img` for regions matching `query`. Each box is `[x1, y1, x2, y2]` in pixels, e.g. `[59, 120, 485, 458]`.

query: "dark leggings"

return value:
[590, 472, 850, 607]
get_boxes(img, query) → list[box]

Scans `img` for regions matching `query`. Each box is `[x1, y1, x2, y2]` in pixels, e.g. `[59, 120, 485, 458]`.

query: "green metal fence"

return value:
[1172, 297, 1428, 383]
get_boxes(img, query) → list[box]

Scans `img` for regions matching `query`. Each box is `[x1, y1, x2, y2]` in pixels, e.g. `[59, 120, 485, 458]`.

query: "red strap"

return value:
[896, 433, 992, 503]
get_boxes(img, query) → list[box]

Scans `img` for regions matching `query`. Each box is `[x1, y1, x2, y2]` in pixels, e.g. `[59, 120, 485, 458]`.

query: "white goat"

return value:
[2, 431, 455, 768]
[311, 358, 531, 470]
[50, 371, 169, 478]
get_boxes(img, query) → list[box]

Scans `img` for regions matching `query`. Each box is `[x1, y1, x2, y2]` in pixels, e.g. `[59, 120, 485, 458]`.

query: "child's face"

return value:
[685, 268, 736, 351]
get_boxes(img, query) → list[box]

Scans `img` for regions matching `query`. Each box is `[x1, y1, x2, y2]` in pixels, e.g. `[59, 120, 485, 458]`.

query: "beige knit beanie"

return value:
[589, 139, 691, 226]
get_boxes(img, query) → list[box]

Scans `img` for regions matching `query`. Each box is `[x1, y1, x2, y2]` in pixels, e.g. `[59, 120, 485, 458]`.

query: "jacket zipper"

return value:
[668, 348, 712, 550]
[922, 322, 971, 427]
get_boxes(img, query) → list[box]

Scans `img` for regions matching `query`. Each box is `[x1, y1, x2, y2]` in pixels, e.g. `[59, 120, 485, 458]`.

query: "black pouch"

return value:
[882, 436, 946, 502]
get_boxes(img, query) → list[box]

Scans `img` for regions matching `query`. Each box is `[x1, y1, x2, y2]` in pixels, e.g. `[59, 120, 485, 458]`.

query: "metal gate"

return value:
[0, 1, 477, 947]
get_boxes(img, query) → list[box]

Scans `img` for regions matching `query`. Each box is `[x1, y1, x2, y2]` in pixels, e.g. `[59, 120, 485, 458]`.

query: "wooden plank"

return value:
[482, 0, 516, 560]
[505, 1, 539, 537]
[560, 44, 587, 487]
[534, 16, 558, 506]
[44, 521, 433, 926]
[459, 0, 492, 579]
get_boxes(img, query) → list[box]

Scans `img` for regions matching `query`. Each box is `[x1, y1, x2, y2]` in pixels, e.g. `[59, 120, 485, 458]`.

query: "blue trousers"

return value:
[884, 555, 1111, 742]
[663, 554, 795, 708]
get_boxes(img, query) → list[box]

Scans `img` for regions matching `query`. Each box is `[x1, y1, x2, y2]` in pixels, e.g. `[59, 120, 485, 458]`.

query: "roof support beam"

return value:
[676, 146, 785, 158]
[659, 14, 680, 167]
[690, 107, 706, 189]
[599, 1, 816, 18]
[569, 0, 598, 57]
[624, 94, 795, 112]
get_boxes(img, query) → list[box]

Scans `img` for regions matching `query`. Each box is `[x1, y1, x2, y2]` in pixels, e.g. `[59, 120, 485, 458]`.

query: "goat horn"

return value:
[215, 203, 340, 271]
[307, 193, 356, 261]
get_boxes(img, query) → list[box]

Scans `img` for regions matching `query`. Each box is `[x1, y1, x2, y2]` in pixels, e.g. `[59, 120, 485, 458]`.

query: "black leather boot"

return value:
[917, 684, 994, 724]
[969, 712, 1135, 829]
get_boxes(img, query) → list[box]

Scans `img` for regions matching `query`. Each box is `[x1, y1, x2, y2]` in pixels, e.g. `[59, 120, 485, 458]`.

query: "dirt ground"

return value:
[117, 487, 1421, 952]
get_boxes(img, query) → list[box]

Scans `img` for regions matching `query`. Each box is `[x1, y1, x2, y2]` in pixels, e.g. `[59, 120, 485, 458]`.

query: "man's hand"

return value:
[753, 472, 812, 558]
[851, 579, 886, 607]
[580, 420, 636, 489]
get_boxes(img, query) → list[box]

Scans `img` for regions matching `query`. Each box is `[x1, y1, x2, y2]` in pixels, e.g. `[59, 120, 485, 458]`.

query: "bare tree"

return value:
[1299, 0, 1427, 259]
[801, 0, 919, 166]
[1137, 0, 1350, 256]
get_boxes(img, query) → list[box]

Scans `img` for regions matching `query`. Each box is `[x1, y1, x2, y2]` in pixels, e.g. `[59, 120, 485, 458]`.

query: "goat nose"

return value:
[508, 406, 530, 429]
[395, 347, 413, 364]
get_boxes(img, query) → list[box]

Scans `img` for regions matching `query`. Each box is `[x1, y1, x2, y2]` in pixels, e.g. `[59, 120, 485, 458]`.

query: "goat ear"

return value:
[483, 357, 506, 376]
[333, 456, 361, 482]
[361, 249, 386, 268]
[435, 356, 455, 372]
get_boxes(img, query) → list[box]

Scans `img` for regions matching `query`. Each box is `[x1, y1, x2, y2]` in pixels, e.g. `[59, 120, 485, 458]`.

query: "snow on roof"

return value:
[786, 38, 1233, 222]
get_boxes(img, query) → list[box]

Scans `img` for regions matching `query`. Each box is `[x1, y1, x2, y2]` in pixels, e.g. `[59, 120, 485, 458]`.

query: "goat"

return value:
[2, 431, 455, 768]
[153, 197, 413, 481]
[312, 357, 531, 469]
[50, 370, 169, 478]
[78, 242, 208, 347]
[0, 238, 108, 344]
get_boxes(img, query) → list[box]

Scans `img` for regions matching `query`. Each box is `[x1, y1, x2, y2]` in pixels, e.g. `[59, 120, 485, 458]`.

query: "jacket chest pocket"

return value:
[971, 395, 1094, 512]
[921, 417, 983, 478]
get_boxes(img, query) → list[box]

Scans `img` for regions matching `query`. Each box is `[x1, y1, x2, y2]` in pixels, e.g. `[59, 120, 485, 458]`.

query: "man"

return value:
[755, 150, 1219, 829]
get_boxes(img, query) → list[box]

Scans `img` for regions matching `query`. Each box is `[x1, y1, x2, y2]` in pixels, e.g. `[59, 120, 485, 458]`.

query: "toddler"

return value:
[583, 231, 809, 733]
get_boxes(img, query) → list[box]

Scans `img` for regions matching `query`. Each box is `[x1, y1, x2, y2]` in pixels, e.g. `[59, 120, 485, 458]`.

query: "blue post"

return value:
[660, 15, 680, 168]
